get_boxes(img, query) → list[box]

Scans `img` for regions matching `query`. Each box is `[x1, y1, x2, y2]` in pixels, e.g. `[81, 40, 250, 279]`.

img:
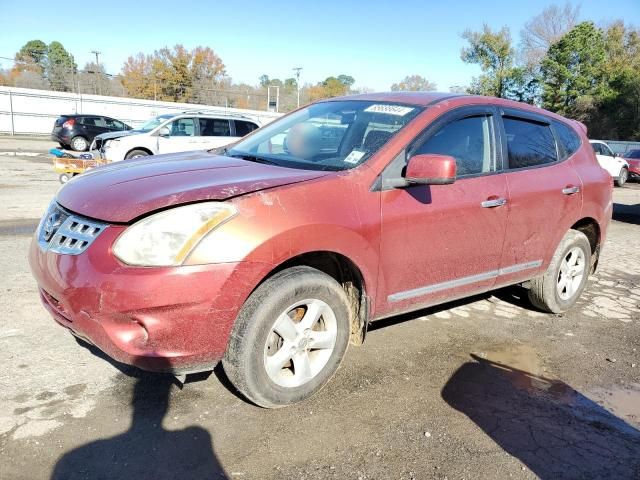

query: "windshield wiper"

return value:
[226, 153, 280, 166]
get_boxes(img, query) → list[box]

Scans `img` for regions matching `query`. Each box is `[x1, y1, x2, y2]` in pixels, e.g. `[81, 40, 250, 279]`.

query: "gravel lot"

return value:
[0, 136, 639, 479]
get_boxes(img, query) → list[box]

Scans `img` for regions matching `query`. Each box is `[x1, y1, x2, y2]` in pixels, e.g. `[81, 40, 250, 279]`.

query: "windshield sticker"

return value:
[364, 105, 415, 116]
[344, 149, 366, 164]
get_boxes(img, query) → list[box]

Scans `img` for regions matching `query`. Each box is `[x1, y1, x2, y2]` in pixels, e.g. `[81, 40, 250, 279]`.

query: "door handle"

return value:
[481, 198, 507, 208]
[562, 186, 580, 195]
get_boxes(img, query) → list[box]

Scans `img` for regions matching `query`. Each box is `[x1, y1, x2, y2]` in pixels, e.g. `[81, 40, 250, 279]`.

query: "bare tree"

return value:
[520, 2, 581, 67]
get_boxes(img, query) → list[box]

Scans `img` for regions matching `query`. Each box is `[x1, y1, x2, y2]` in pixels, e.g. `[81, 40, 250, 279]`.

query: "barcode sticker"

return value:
[364, 104, 415, 116]
[344, 150, 366, 164]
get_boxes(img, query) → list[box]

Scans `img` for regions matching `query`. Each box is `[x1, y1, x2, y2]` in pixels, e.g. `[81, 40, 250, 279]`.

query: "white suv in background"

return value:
[96, 112, 261, 162]
[589, 140, 629, 187]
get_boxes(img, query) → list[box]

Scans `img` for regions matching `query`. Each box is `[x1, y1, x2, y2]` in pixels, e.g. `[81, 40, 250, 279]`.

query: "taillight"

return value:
[62, 119, 75, 129]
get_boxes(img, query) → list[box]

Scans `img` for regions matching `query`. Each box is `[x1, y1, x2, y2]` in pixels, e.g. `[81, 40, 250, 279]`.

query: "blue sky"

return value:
[1, 0, 638, 91]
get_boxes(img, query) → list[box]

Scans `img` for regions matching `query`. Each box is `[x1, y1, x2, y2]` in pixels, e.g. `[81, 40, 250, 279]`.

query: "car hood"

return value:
[95, 130, 141, 141]
[56, 151, 329, 223]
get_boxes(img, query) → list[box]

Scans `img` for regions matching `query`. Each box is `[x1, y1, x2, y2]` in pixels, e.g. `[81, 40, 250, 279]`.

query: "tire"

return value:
[528, 230, 591, 314]
[223, 266, 351, 408]
[70, 136, 88, 152]
[125, 149, 150, 160]
[59, 173, 71, 184]
[615, 167, 628, 187]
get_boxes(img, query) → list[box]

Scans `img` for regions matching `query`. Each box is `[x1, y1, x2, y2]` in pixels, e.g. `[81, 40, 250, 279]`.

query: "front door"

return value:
[157, 117, 199, 154]
[377, 107, 508, 318]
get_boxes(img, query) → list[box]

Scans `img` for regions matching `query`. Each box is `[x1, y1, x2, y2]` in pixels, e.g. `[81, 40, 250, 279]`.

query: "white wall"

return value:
[0, 86, 281, 135]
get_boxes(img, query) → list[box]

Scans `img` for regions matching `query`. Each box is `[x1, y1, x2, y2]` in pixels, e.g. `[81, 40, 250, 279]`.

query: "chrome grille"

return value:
[37, 203, 107, 255]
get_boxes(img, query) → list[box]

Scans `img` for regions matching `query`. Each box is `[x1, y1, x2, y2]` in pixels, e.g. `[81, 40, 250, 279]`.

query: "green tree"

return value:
[46, 41, 76, 91]
[15, 40, 48, 72]
[461, 25, 517, 98]
[541, 22, 608, 117]
[337, 74, 355, 87]
[390, 74, 437, 91]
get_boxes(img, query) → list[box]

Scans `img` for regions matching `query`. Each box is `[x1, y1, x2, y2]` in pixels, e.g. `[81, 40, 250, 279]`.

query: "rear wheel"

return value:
[59, 173, 71, 184]
[70, 136, 88, 152]
[528, 230, 591, 313]
[615, 167, 628, 187]
[125, 149, 150, 160]
[223, 266, 351, 408]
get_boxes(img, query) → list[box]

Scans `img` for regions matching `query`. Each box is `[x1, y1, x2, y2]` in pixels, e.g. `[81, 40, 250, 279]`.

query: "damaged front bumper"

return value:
[29, 225, 270, 374]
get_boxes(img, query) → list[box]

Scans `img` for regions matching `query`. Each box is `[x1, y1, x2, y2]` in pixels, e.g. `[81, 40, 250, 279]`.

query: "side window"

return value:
[234, 120, 258, 137]
[602, 144, 614, 157]
[412, 115, 495, 176]
[199, 118, 231, 137]
[93, 117, 106, 128]
[552, 120, 581, 159]
[169, 118, 195, 136]
[503, 117, 557, 169]
[104, 118, 125, 130]
[591, 143, 602, 155]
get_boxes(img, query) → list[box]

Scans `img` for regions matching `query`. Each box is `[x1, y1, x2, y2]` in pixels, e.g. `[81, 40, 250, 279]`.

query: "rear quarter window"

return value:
[504, 117, 557, 169]
[235, 120, 259, 137]
[552, 120, 581, 160]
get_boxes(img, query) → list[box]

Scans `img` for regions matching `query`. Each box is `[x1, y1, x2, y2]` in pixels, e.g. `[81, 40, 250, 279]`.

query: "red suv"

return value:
[30, 93, 612, 407]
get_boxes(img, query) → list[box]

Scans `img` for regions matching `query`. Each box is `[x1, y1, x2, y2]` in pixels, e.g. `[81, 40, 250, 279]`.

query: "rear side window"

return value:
[553, 121, 581, 159]
[235, 120, 258, 137]
[503, 117, 557, 169]
[199, 118, 231, 136]
[413, 115, 495, 176]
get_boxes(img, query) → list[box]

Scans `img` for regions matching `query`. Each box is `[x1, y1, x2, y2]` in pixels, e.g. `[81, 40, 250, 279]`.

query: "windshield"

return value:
[225, 100, 422, 171]
[139, 114, 174, 132]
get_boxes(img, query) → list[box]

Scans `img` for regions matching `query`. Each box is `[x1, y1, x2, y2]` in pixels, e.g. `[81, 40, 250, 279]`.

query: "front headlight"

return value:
[113, 203, 237, 266]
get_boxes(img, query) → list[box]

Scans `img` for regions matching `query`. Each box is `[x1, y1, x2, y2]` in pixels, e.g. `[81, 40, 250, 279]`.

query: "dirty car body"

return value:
[30, 93, 613, 407]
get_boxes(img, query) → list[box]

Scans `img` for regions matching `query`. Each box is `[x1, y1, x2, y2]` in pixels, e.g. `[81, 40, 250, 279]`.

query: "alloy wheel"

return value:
[263, 299, 337, 388]
[556, 247, 586, 300]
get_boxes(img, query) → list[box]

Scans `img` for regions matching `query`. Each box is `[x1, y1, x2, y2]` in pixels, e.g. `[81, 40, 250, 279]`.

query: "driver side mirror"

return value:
[404, 154, 457, 185]
[158, 126, 170, 137]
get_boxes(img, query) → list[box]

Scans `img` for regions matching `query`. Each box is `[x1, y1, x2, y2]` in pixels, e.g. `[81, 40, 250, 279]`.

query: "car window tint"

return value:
[93, 117, 107, 128]
[235, 120, 258, 137]
[591, 143, 602, 155]
[199, 118, 231, 136]
[553, 120, 581, 159]
[504, 117, 557, 169]
[104, 118, 125, 130]
[170, 118, 195, 136]
[413, 115, 494, 176]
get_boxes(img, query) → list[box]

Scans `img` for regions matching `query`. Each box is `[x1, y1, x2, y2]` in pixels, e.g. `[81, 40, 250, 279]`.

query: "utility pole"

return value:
[90, 50, 102, 95]
[293, 67, 302, 108]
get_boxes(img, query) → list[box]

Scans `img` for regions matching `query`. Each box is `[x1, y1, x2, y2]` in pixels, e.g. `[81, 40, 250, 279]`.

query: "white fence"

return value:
[0, 86, 282, 136]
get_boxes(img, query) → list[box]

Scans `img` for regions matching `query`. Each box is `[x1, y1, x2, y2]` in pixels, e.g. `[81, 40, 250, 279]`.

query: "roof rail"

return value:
[178, 109, 254, 120]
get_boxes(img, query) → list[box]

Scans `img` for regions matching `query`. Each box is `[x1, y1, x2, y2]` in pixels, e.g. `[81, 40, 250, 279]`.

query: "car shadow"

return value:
[612, 202, 640, 225]
[50, 353, 227, 480]
[441, 355, 640, 479]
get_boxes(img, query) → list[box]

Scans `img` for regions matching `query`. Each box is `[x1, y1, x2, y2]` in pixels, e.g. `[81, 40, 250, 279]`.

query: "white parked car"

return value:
[95, 112, 261, 162]
[589, 140, 629, 187]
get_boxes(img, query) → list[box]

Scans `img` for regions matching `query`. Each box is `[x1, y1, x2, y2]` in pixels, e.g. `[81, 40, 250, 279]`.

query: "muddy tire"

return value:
[223, 266, 351, 408]
[528, 230, 591, 313]
[70, 136, 88, 152]
[125, 149, 149, 160]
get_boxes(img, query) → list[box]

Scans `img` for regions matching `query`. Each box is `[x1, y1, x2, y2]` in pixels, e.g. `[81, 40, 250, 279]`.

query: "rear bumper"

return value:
[29, 226, 272, 373]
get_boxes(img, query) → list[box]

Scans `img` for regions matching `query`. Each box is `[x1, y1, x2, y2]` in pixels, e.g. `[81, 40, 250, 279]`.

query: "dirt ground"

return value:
[0, 136, 638, 480]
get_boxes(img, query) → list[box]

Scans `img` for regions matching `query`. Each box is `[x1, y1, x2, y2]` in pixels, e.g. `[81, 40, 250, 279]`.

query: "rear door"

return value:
[377, 106, 509, 317]
[498, 109, 583, 286]
[196, 117, 234, 149]
[157, 117, 198, 154]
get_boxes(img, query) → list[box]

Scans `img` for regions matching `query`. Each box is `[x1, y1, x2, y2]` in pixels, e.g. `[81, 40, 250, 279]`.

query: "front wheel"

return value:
[125, 149, 150, 160]
[223, 266, 351, 408]
[59, 173, 71, 184]
[615, 167, 628, 187]
[528, 230, 591, 313]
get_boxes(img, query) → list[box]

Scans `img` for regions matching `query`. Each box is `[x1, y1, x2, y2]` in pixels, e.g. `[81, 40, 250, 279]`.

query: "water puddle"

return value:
[473, 345, 640, 426]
